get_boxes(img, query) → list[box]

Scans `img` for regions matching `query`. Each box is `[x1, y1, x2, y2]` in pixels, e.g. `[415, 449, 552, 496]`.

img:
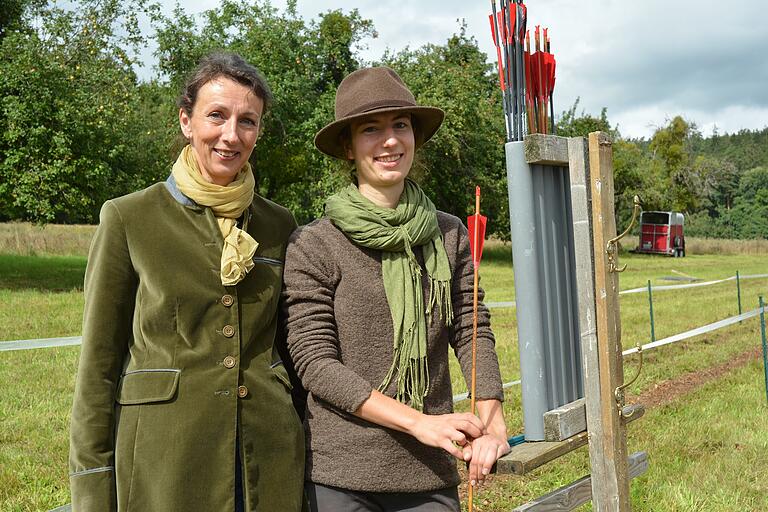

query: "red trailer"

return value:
[636, 211, 685, 257]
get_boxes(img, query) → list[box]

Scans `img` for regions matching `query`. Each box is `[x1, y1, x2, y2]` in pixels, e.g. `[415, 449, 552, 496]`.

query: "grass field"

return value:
[1, 229, 768, 511]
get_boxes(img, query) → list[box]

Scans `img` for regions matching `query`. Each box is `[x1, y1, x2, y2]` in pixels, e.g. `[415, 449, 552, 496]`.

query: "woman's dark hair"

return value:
[177, 52, 273, 116]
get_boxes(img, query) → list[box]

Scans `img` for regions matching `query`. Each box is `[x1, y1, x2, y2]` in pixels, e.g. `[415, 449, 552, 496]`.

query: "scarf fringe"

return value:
[378, 325, 430, 412]
[427, 278, 453, 327]
[377, 233, 432, 411]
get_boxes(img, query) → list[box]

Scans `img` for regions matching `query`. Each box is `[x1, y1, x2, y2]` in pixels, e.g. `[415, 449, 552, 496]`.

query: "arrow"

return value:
[466, 185, 487, 512]
[544, 32, 557, 134]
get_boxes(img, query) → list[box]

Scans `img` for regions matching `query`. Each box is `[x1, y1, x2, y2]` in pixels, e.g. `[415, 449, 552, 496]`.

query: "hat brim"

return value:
[314, 105, 445, 160]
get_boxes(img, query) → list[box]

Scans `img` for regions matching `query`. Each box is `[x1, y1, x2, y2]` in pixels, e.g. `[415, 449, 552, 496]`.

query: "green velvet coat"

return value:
[69, 177, 305, 511]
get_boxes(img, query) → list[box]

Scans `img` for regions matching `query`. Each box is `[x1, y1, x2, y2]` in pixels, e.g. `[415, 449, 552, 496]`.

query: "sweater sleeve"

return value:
[69, 200, 137, 511]
[448, 220, 504, 401]
[282, 224, 375, 413]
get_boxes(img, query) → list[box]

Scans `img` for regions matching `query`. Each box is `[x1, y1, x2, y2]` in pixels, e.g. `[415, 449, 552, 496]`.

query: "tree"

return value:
[555, 98, 615, 138]
[0, 0, 165, 223]
[152, 0, 375, 225]
[0, 0, 46, 39]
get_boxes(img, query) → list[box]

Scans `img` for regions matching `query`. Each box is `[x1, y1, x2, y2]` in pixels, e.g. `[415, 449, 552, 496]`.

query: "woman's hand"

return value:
[463, 433, 510, 486]
[353, 391, 486, 460]
[463, 398, 509, 486]
[408, 412, 486, 460]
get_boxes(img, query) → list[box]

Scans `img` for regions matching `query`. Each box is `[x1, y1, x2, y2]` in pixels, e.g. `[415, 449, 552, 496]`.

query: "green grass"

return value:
[0, 222, 95, 257]
[0, 347, 78, 511]
[628, 359, 768, 512]
[0, 255, 85, 342]
[2, 241, 768, 510]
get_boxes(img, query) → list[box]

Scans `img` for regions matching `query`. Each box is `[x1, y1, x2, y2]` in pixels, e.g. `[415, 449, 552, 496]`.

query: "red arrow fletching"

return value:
[545, 53, 556, 94]
[468, 186, 487, 268]
[497, 12, 507, 42]
[468, 214, 487, 268]
[518, 3, 527, 42]
[489, 14, 499, 47]
[506, 5, 515, 44]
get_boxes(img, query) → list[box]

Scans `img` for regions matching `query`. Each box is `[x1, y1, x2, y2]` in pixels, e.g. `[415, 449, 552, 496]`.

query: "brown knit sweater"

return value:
[282, 211, 504, 493]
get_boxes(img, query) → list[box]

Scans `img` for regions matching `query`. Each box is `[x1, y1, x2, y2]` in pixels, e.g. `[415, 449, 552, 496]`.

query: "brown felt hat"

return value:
[314, 66, 445, 160]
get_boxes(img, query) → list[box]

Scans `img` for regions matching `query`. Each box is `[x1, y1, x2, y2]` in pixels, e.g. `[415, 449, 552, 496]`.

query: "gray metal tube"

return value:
[506, 141, 547, 440]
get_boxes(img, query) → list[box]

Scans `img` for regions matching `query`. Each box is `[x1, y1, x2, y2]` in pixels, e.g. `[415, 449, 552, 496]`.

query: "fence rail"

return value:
[4, 272, 766, 351]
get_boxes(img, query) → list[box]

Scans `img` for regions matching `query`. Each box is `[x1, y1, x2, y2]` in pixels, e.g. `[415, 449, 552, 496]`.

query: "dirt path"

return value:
[629, 346, 764, 409]
[458, 346, 765, 506]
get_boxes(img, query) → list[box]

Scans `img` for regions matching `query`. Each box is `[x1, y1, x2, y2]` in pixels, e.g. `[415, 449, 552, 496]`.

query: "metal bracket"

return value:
[606, 195, 642, 273]
[615, 342, 644, 419]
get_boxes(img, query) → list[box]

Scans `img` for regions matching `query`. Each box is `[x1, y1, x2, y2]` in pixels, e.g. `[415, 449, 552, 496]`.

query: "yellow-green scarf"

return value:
[171, 145, 258, 286]
[325, 179, 453, 411]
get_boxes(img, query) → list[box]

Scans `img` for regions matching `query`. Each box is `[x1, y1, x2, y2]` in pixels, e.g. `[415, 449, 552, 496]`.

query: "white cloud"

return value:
[152, 0, 767, 139]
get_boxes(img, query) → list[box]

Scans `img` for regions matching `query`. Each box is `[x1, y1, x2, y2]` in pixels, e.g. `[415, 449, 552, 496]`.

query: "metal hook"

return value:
[606, 195, 642, 273]
[615, 342, 644, 418]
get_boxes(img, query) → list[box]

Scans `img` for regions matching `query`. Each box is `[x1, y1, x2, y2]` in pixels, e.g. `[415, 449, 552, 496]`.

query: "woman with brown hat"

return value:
[282, 66, 510, 511]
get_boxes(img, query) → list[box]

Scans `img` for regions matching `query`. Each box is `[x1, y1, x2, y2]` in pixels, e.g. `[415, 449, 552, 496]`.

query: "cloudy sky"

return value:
[162, 0, 767, 139]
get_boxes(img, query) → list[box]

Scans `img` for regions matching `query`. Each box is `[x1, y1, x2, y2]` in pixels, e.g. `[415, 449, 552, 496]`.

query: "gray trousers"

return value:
[306, 482, 460, 512]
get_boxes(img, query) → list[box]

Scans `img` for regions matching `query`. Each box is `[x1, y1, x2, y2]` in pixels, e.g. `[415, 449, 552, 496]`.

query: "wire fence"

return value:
[3, 272, 767, 406]
[5, 272, 766, 352]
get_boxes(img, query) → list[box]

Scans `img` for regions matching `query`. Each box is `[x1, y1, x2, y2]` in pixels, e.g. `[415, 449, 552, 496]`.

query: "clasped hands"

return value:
[410, 411, 510, 487]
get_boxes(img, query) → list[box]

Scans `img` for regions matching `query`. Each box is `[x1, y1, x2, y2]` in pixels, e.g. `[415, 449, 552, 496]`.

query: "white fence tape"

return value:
[453, 305, 766, 403]
[620, 273, 768, 295]
[622, 306, 763, 355]
[0, 336, 82, 352]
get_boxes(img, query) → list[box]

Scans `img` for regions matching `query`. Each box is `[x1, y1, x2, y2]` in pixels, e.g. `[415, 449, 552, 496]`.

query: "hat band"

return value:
[342, 99, 416, 119]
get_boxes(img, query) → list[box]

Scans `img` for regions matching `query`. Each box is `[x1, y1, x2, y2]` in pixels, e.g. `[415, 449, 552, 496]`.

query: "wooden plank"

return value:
[524, 134, 569, 166]
[566, 134, 611, 504]
[544, 398, 586, 441]
[497, 431, 588, 475]
[511, 451, 649, 512]
[497, 405, 642, 475]
[621, 403, 645, 422]
[588, 131, 631, 511]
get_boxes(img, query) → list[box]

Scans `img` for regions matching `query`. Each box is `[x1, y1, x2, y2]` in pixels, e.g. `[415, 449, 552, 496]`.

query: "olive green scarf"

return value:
[325, 179, 453, 411]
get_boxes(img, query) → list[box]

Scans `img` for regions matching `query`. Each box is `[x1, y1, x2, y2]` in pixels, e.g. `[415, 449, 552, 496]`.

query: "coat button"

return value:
[223, 356, 236, 368]
[237, 385, 248, 398]
[222, 325, 235, 338]
[221, 294, 234, 307]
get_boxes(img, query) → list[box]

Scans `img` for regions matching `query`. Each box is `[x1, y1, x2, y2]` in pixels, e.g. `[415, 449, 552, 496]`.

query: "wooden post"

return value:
[588, 131, 631, 510]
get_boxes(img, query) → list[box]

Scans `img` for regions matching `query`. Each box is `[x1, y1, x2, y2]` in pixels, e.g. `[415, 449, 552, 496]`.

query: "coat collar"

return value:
[164, 174, 253, 228]
[164, 174, 201, 209]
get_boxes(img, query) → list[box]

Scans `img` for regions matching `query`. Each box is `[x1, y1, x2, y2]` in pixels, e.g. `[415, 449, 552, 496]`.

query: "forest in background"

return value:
[1, 0, 767, 239]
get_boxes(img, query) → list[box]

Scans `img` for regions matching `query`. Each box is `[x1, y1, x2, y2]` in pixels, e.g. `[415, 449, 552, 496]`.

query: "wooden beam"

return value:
[497, 406, 642, 475]
[511, 451, 649, 512]
[566, 134, 611, 506]
[544, 398, 586, 442]
[497, 431, 588, 475]
[524, 134, 569, 166]
[588, 131, 631, 511]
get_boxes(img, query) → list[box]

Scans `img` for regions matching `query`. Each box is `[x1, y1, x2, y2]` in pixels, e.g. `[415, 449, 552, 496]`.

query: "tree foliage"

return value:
[0, 0, 164, 222]
[1, 0, 768, 240]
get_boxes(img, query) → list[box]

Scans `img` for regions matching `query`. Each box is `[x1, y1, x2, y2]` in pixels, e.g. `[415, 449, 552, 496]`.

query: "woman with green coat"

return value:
[68, 52, 305, 511]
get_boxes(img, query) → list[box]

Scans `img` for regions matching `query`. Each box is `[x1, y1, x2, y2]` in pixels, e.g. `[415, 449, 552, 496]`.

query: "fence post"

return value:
[736, 271, 742, 316]
[648, 280, 656, 343]
[759, 296, 768, 405]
